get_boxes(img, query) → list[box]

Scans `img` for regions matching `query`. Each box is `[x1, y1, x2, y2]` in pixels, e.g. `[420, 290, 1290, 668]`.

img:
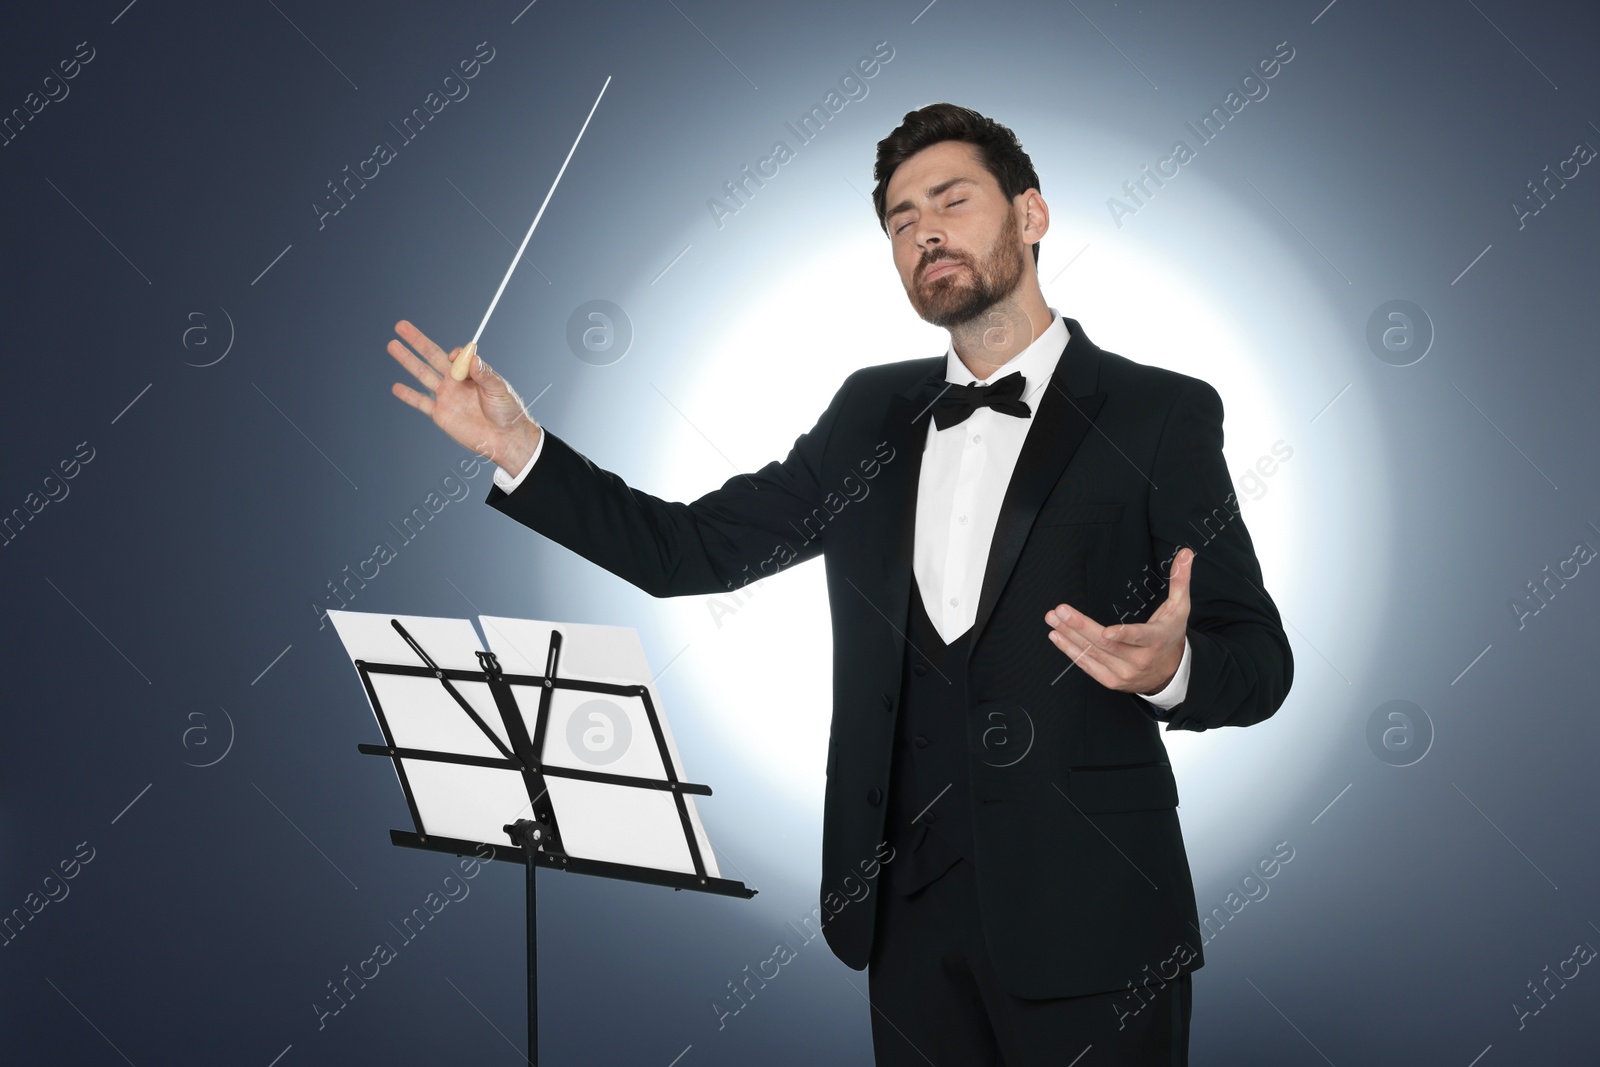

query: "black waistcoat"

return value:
[884, 573, 976, 895]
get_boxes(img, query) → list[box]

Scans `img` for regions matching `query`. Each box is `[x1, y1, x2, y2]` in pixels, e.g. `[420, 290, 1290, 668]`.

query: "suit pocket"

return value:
[1035, 502, 1124, 527]
[1053, 761, 1178, 813]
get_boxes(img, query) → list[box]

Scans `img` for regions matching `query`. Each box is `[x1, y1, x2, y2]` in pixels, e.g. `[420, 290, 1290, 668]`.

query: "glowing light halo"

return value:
[623, 137, 1389, 889]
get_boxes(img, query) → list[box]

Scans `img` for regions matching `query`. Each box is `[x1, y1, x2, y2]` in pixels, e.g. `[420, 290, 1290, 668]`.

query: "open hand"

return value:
[1045, 547, 1194, 696]
[387, 320, 541, 472]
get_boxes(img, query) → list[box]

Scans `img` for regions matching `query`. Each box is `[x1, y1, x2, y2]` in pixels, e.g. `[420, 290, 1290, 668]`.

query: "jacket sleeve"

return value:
[483, 371, 859, 599]
[1145, 378, 1293, 731]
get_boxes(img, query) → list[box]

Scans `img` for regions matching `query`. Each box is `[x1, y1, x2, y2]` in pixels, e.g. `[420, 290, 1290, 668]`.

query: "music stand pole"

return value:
[505, 818, 543, 1066]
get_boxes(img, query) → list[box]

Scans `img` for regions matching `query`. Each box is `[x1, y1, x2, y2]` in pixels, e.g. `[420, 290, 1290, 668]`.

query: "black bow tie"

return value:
[925, 370, 1031, 430]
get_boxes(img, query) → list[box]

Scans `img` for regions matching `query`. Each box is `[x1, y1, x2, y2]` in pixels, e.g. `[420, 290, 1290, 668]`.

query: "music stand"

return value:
[327, 609, 755, 1066]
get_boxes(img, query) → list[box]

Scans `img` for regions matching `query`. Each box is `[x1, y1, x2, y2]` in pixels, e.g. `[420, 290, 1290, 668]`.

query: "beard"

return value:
[907, 207, 1027, 329]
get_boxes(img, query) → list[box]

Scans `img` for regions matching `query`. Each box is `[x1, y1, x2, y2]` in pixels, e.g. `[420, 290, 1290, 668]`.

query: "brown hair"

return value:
[872, 103, 1042, 265]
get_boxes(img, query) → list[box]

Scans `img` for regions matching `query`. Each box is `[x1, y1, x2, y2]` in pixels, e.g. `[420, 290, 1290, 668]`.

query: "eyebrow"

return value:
[885, 176, 978, 221]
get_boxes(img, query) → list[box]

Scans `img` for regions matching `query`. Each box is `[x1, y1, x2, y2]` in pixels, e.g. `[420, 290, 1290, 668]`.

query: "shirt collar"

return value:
[942, 306, 1070, 405]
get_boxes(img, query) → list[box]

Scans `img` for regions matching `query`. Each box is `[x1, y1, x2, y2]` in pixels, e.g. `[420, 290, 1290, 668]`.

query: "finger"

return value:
[1049, 627, 1120, 687]
[468, 351, 518, 407]
[1045, 602, 1108, 646]
[1054, 623, 1138, 678]
[395, 320, 451, 376]
[1164, 547, 1195, 612]
[387, 338, 443, 394]
[391, 381, 435, 417]
[1103, 621, 1154, 647]
[1053, 605, 1150, 681]
[469, 347, 507, 386]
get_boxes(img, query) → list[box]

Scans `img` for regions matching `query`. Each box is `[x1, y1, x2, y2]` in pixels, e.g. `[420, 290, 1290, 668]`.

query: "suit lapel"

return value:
[966, 320, 1105, 660]
[868, 368, 939, 663]
[866, 316, 1107, 665]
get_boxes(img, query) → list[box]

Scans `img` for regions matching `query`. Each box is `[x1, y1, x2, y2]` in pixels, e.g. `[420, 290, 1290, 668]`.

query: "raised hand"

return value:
[387, 319, 542, 474]
[1044, 547, 1194, 696]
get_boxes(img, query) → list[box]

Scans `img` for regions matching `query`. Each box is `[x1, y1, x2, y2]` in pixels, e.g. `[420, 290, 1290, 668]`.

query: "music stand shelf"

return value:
[328, 610, 755, 1066]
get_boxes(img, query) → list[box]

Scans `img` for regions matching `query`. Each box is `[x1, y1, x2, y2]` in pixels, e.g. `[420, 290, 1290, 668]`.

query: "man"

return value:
[387, 102, 1293, 1065]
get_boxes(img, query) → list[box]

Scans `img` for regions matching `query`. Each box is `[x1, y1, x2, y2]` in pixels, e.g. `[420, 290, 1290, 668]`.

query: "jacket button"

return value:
[923, 809, 938, 824]
[881, 693, 894, 712]
[867, 788, 883, 806]
[913, 663, 927, 676]
[914, 735, 929, 748]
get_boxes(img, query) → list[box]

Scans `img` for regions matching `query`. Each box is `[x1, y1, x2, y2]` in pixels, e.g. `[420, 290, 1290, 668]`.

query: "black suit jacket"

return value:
[484, 315, 1293, 999]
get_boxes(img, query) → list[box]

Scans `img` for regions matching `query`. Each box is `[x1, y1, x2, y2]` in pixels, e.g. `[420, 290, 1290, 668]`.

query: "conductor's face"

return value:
[885, 140, 1026, 330]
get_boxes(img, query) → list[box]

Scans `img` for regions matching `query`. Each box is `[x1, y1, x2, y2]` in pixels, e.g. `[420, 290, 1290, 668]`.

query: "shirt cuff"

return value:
[1140, 635, 1192, 716]
[491, 431, 544, 493]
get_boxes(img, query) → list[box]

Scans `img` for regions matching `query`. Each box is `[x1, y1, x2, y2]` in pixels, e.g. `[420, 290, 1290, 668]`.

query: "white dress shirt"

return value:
[492, 306, 1191, 711]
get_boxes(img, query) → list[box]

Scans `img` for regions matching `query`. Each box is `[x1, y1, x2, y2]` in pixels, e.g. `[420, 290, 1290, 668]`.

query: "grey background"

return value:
[2, 0, 1597, 1064]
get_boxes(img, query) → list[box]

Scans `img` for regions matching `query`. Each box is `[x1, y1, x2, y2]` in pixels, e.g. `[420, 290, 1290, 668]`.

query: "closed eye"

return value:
[894, 198, 967, 234]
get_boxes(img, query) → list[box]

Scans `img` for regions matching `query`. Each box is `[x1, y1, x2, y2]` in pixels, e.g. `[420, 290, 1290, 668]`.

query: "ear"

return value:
[1019, 189, 1049, 245]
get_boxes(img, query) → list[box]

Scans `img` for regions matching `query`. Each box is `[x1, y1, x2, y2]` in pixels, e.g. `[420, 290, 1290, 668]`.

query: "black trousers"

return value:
[867, 856, 1191, 1066]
